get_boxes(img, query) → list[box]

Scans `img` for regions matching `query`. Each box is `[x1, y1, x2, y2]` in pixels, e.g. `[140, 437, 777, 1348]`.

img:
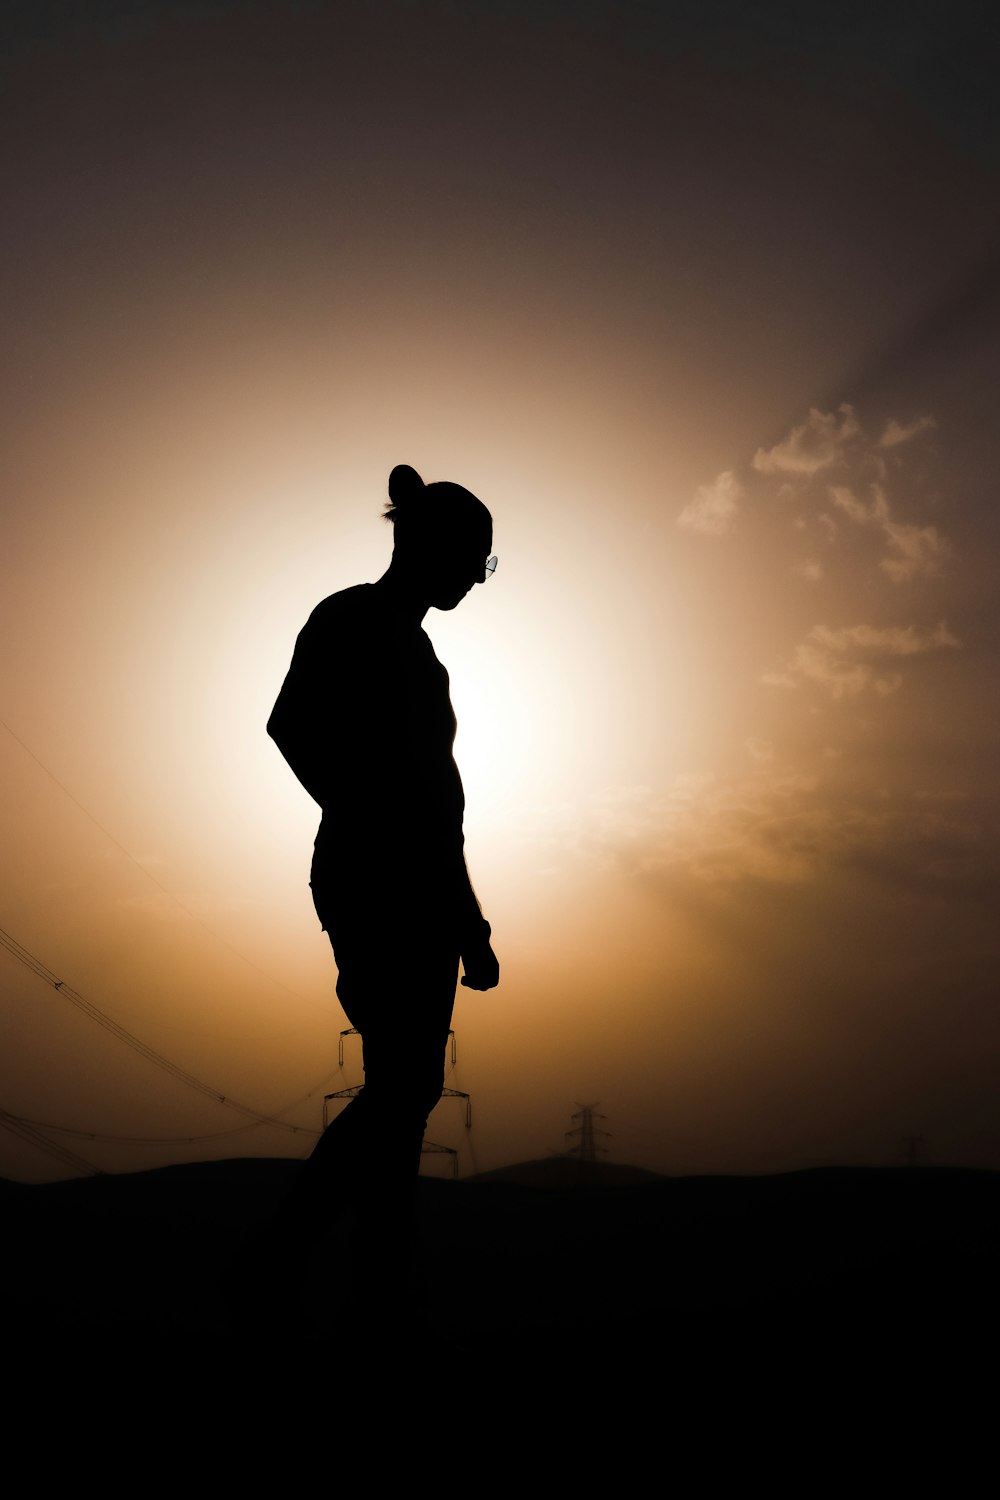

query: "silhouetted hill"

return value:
[5, 1159, 999, 1396]
[467, 1155, 665, 1188]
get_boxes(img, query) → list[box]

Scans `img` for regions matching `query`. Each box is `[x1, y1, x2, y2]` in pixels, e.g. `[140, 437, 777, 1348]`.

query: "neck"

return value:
[374, 560, 430, 624]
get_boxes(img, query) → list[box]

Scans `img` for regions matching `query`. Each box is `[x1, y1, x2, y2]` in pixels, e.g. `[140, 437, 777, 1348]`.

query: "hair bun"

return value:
[388, 464, 425, 508]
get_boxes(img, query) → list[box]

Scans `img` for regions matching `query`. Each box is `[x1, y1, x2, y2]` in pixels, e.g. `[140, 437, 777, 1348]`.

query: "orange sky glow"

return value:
[2, 0, 999, 1181]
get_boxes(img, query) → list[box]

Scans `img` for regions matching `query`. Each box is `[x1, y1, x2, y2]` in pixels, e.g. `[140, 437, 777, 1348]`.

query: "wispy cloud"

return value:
[881, 517, 949, 582]
[828, 484, 871, 524]
[685, 406, 947, 588]
[746, 737, 774, 763]
[677, 469, 743, 535]
[879, 415, 936, 448]
[793, 558, 823, 583]
[808, 622, 960, 656]
[830, 483, 949, 582]
[763, 619, 959, 698]
[752, 404, 860, 476]
[787, 640, 903, 699]
[541, 775, 998, 898]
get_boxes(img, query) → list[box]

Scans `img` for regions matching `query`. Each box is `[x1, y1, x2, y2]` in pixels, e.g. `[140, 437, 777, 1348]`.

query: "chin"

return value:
[433, 589, 470, 611]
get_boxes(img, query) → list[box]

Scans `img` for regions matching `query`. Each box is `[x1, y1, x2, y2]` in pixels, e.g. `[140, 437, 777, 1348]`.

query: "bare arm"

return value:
[266, 603, 371, 809]
[267, 682, 327, 808]
[457, 857, 499, 990]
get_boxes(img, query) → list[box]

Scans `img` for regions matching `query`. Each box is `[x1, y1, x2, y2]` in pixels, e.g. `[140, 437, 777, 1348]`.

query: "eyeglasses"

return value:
[484, 555, 498, 578]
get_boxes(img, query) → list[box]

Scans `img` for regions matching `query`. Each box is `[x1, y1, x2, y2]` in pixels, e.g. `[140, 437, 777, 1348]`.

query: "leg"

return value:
[276, 918, 459, 1274]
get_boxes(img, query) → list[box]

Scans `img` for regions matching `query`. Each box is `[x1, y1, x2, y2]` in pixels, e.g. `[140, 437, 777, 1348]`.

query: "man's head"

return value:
[385, 464, 494, 610]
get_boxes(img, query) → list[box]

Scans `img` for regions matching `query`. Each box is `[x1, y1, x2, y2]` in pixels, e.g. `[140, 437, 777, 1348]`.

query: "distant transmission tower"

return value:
[565, 1102, 610, 1179]
[899, 1133, 928, 1167]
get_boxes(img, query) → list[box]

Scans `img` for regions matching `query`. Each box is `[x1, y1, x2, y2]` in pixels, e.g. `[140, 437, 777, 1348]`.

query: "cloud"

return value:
[879, 415, 936, 448]
[541, 775, 999, 897]
[830, 482, 949, 582]
[765, 620, 960, 698]
[829, 484, 872, 524]
[550, 774, 824, 885]
[687, 406, 946, 583]
[789, 640, 902, 699]
[881, 518, 949, 582]
[810, 622, 959, 656]
[793, 558, 823, 583]
[752, 404, 860, 476]
[746, 737, 774, 763]
[677, 470, 743, 535]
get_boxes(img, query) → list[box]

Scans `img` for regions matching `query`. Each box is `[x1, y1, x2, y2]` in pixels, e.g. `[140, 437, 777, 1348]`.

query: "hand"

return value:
[460, 938, 500, 990]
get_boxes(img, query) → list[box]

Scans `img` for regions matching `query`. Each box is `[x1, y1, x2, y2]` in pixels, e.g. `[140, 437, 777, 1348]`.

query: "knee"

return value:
[386, 1075, 446, 1124]
[363, 1063, 444, 1127]
[413, 1073, 446, 1122]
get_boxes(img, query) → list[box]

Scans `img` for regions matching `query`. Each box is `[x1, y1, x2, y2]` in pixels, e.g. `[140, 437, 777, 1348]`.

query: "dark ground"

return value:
[4, 1158, 998, 1447]
[6, 1158, 998, 1348]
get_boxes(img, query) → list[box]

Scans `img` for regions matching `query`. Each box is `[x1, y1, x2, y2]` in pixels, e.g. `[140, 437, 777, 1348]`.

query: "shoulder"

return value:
[304, 583, 374, 630]
[297, 584, 382, 646]
[291, 584, 403, 686]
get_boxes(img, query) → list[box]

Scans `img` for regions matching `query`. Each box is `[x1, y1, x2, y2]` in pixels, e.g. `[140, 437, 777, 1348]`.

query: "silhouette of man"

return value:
[266, 463, 499, 1315]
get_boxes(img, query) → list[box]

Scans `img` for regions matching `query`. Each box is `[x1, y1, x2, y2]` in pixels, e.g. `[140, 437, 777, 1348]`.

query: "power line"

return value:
[0, 923, 322, 1138]
[8, 1110, 320, 1147]
[0, 714, 311, 1005]
[0, 1104, 101, 1176]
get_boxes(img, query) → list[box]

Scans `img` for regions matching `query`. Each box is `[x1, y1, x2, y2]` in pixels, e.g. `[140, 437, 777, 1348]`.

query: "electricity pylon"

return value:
[565, 1102, 610, 1176]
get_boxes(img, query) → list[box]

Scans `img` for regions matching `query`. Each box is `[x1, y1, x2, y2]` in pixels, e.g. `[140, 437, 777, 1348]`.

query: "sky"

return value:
[2, 0, 999, 1181]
